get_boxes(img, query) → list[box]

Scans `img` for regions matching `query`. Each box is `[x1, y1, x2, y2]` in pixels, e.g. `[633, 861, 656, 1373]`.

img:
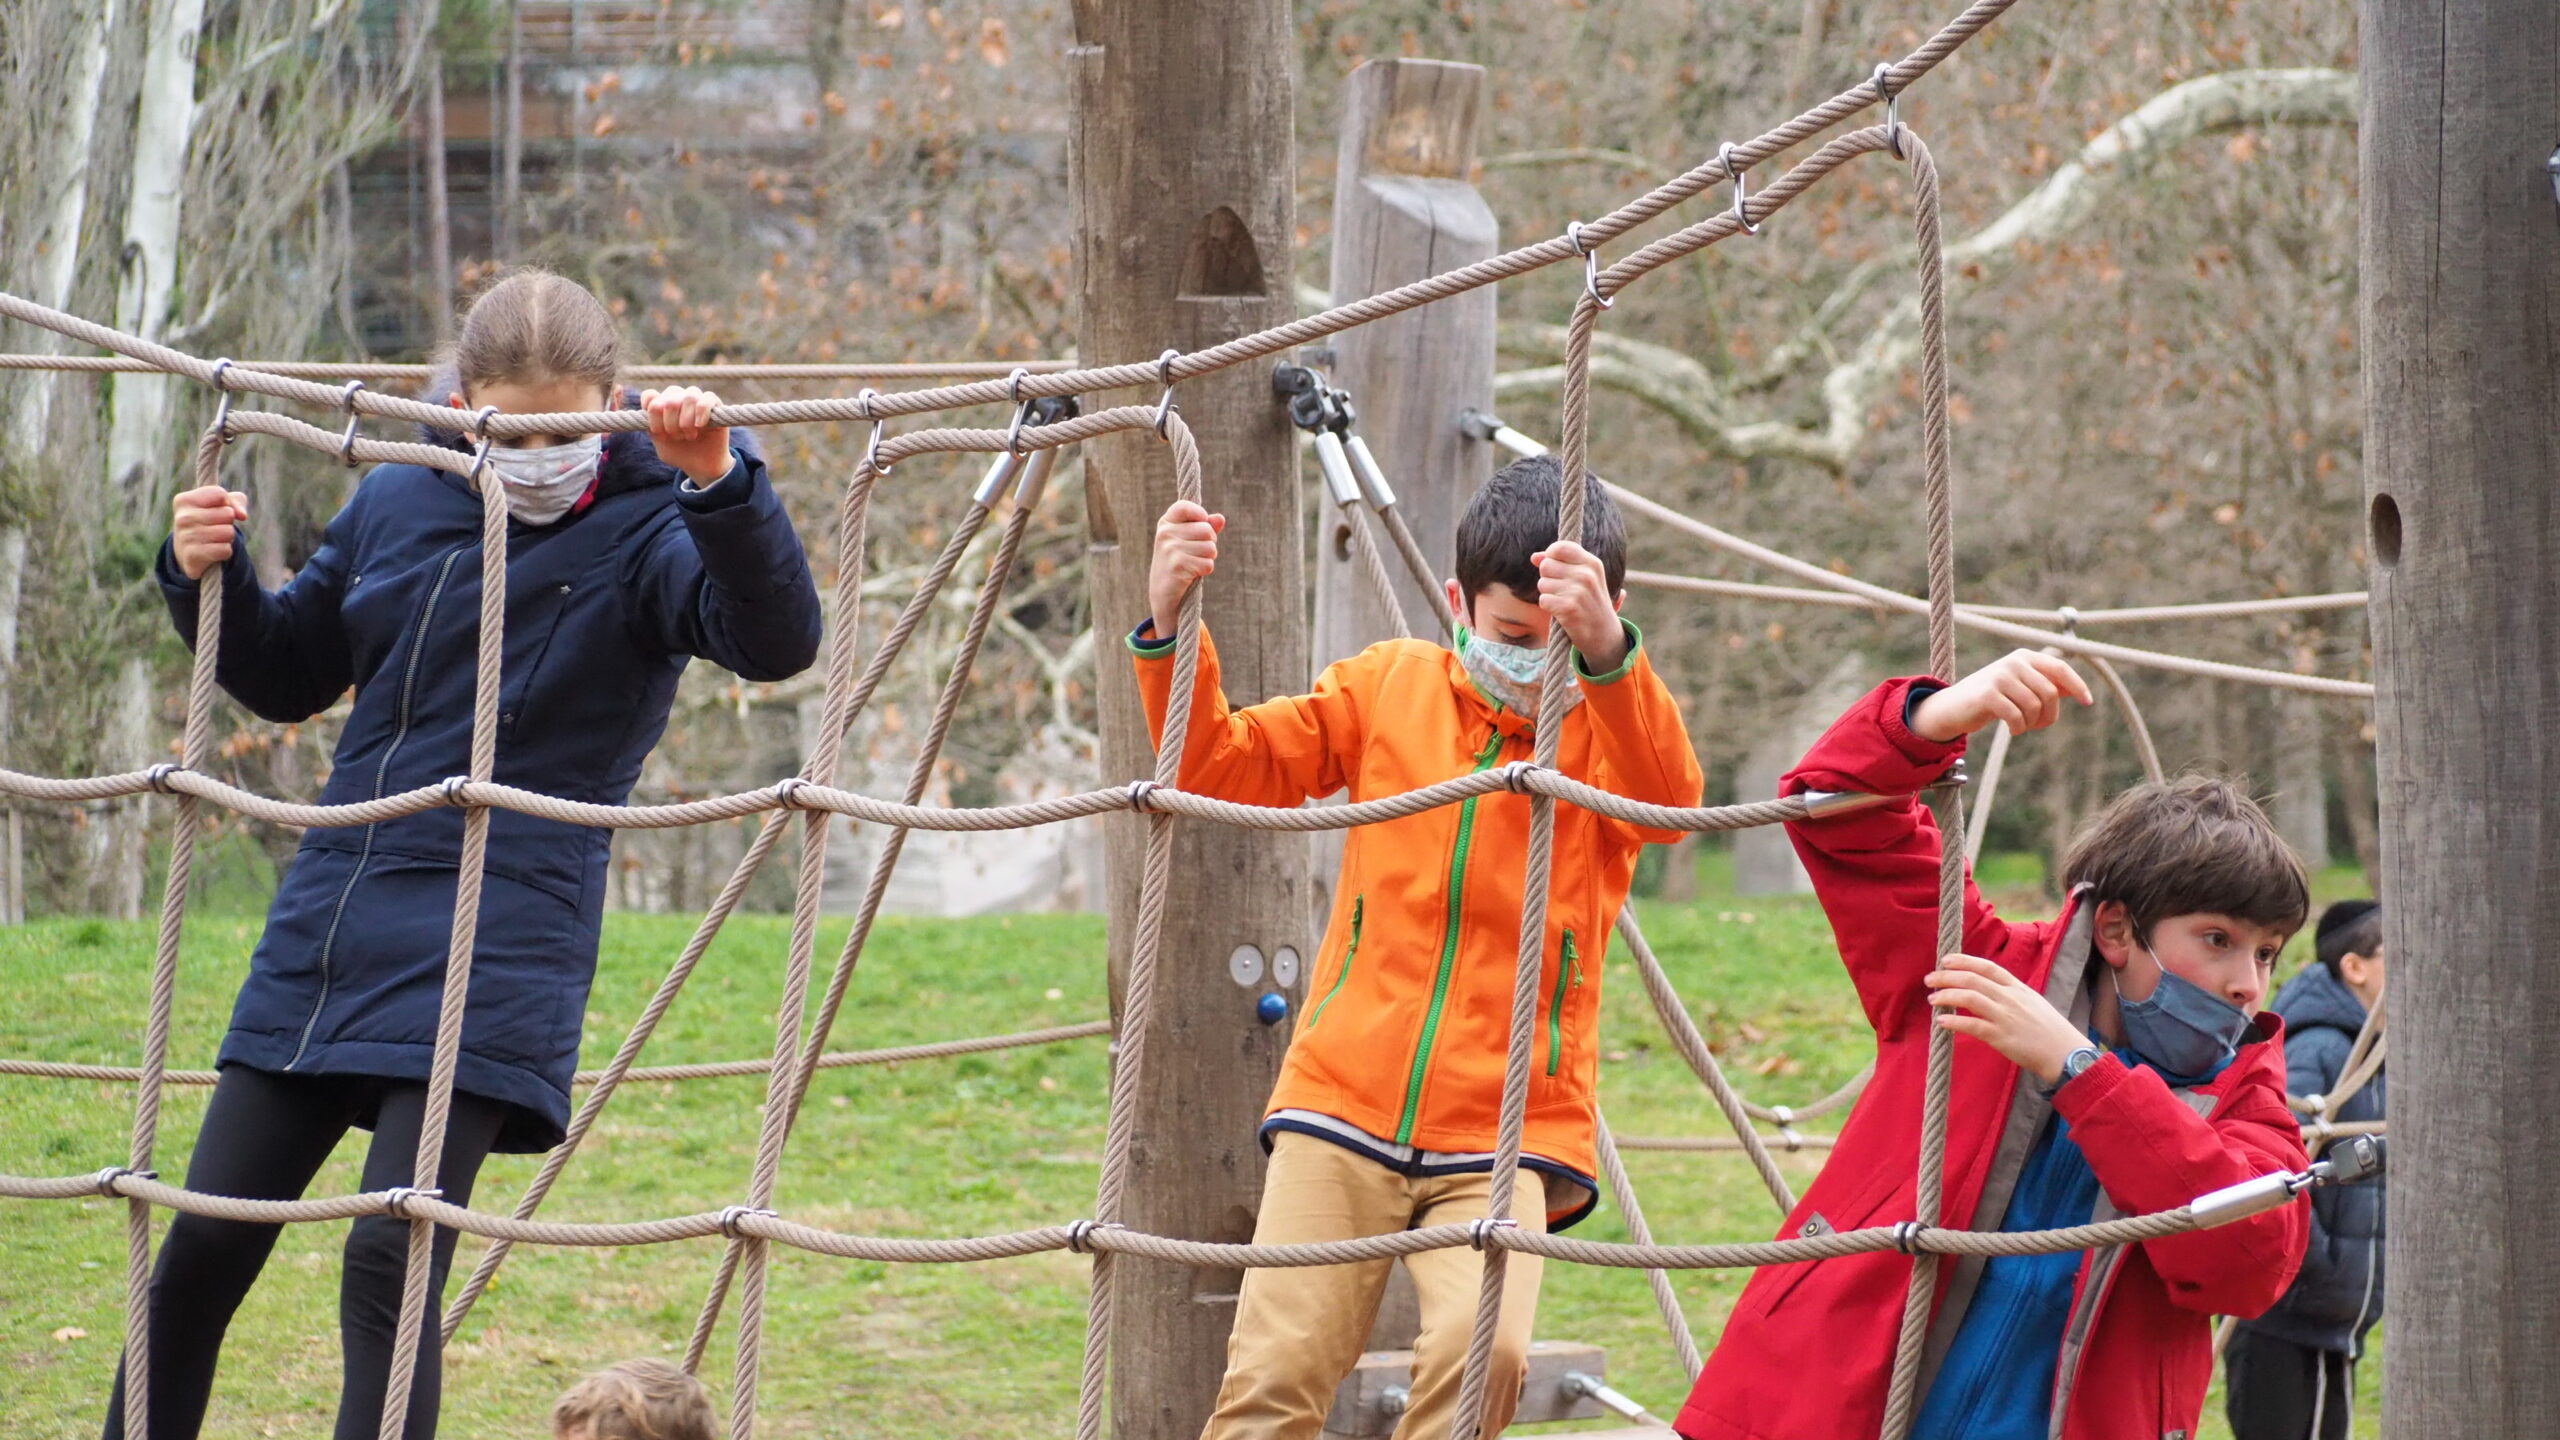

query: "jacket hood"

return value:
[2272, 959, 2368, 1040]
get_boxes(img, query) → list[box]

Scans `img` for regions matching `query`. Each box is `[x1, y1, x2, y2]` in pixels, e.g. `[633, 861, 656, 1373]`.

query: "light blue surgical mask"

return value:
[2116, 944, 2250, 1082]
[1457, 627, 1580, 723]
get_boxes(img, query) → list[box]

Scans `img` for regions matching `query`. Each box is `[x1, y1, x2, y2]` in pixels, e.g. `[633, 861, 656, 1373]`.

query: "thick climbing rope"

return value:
[1624, 571, 2368, 629]
[1593, 1111, 1705, 1379]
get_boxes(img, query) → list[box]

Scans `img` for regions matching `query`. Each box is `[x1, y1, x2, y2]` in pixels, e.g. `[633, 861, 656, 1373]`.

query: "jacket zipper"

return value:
[1395, 727, 1507, 1144]
[1305, 895, 1363, 1030]
[289, 544, 470, 1070]
[1547, 929, 1579, 1077]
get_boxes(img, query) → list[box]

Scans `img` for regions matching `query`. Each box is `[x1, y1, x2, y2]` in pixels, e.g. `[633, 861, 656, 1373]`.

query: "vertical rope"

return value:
[1446, 285, 1610, 1440]
[1876, 133, 1961, 1440]
[720, 457, 881, 1439]
[1593, 1110, 1703, 1379]
[1074, 411, 1207, 1440]
[376, 433, 512, 1440]
[1618, 905, 1797, 1214]
[117, 427, 230, 1440]
[1343, 500, 1416, 641]
[1374, 504, 1454, 642]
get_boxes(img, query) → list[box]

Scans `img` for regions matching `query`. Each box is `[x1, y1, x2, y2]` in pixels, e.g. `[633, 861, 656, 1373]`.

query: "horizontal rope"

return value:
[0, 1020, 1110, 1088]
[0, 354, 1074, 381]
[0, 763, 1873, 837]
[1626, 571, 2369, 626]
[0, 1161, 2256, 1270]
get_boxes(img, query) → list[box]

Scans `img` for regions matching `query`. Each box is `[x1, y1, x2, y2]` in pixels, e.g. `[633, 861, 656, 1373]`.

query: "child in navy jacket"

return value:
[107, 269, 822, 1440]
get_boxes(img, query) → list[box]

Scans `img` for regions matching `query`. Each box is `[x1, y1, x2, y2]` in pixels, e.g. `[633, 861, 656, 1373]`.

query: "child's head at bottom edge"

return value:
[1445, 452, 1628, 642]
[2061, 774, 2311, 1021]
[552, 1358, 718, 1440]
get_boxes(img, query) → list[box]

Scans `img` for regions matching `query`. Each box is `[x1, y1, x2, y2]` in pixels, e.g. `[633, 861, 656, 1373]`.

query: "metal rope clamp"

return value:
[93, 1165, 155, 1196]
[772, 776, 811, 810]
[1566, 222, 1614, 309]
[1151, 349, 1183, 438]
[381, 1186, 445, 1220]
[1769, 1104, 1805, 1151]
[860, 389, 891, 476]
[1890, 1220, 1929, 1255]
[144, 762, 180, 795]
[337, 380, 368, 467]
[440, 775, 473, 807]
[1064, 1218, 1123, 1254]
[1468, 1216, 1520, 1251]
[1720, 143, 1761, 236]
[1496, 759, 1542, 795]
[716, 1204, 776, 1239]
[1125, 779, 1163, 814]
[207, 358, 238, 442]
[1871, 63, 1906, 159]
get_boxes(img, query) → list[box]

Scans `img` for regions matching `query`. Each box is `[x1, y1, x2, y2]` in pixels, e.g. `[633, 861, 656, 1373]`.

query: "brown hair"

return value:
[2060, 775, 2310, 945]
[446, 267, 623, 401]
[550, 1358, 718, 1440]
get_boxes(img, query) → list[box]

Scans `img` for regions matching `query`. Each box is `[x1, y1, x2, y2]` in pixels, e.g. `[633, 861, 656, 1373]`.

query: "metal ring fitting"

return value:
[1872, 64, 1905, 158]
[93, 1165, 154, 1195]
[1891, 1219, 1929, 1255]
[144, 762, 179, 794]
[857, 386, 882, 421]
[1126, 779, 1163, 814]
[1005, 399, 1034, 458]
[1007, 366, 1029, 406]
[1566, 222, 1613, 310]
[773, 776, 810, 810]
[1769, 1105, 1796, 1127]
[465, 434, 496, 486]
[864, 418, 891, 475]
[337, 381, 368, 467]
[1152, 349, 1182, 438]
[207, 358, 237, 441]
[1468, 1216, 1520, 1251]
[381, 1186, 445, 1220]
[717, 1204, 776, 1238]
[2057, 605, 2081, 635]
[1721, 143, 1760, 235]
[1496, 759, 1541, 795]
[1064, 1219, 1123, 1254]
[469, 403, 501, 440]
[440, 775, 472, 806]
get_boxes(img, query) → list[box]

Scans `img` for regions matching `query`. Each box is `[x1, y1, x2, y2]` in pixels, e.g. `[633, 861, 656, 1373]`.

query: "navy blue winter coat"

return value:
[2235, 961, 2386, 1355]
[158, 428, 822, 1151]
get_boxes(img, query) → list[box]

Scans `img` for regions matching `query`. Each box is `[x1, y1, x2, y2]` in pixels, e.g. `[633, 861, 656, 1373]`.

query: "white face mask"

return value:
[1457, 627, 1582, 724]
[487, 436, 604, 526]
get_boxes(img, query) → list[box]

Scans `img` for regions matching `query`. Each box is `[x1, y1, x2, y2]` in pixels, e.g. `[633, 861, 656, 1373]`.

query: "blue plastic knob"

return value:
[1256, 992, 1290, 1026]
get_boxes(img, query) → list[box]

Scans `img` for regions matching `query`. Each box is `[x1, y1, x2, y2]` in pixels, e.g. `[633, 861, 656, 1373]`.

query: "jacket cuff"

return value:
[156, 531, 254, 596]
[1878, 675, 1965, 771]
[1573, 619, 1643, 685]
[1128, 620, 1177, 657]
[2049, 1050, 2135, 1124]
[673, 451, 752, 511]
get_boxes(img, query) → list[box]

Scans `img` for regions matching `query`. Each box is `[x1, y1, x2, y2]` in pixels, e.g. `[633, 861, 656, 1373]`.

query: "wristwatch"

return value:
[2040, 1045, 2103, 1100]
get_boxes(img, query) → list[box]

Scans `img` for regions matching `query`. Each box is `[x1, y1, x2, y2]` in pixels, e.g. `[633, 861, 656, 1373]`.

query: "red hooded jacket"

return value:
[1674, 678, 2308, 1440]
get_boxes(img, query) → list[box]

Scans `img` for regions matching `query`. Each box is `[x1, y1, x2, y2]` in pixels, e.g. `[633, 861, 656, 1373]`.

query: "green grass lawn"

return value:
[1, 855, 2379, 1437]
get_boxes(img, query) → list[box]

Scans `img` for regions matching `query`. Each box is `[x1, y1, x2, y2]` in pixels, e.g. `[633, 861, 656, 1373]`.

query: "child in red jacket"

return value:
[1675, 651, 2312, 1440]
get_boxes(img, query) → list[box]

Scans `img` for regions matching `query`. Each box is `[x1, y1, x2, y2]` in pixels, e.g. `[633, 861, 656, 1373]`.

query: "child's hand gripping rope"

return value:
[1148, 499, 1225, 639]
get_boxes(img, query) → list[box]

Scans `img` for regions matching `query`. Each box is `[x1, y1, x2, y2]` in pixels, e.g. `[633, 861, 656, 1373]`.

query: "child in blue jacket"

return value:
[106, 268, 822, 1440]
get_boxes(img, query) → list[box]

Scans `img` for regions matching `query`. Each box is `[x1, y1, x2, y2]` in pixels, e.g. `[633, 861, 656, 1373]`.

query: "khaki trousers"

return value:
[1201, 1131, 1547, 1440]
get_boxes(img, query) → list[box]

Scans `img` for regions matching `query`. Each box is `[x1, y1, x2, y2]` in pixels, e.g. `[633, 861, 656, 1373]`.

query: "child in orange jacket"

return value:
[1132, 455, 1703, 1440]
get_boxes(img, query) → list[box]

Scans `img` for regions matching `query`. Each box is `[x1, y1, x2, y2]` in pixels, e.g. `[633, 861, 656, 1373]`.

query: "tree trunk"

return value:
[1069, 1, 1306, 1433]
[499, 0, 524, 259]
[419, 2, 454, 340]
[2271, 691, 2329, 870]
[7, 0, 124, 458]
[96, 657, 153, 921]
[2363, 3, 2560, 1433]
[2329, 718, 2380, 893]
[106, 0, 209, 517]
[0, 529, 25, 924]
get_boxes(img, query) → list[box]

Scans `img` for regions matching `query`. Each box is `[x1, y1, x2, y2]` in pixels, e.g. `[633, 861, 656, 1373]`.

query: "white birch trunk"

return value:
[0, 529, 25, 924]
[8, 0, 125, 458]
[106, 0, 210, 507]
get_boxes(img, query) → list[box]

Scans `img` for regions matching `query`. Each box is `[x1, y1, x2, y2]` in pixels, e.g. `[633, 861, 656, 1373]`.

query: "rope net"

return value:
[0, 4, 2341, 1433]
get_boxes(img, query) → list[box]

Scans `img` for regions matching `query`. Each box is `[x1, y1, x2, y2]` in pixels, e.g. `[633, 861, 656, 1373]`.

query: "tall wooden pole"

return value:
[2362, 3, 2560, 1435]
[1069, 5, 1308, 1438]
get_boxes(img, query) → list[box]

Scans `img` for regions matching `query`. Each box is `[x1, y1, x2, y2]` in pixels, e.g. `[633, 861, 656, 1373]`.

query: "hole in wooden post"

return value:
[2369, 492, 2401, 570]
[1332, 522, 1354, 562]
[1178, 206, 1267, 298]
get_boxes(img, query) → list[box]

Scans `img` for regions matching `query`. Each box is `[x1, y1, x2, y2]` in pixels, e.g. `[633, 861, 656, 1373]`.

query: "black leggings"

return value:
[102, 1064, 508, 1440]
[2224, 1327, 2356, 1440]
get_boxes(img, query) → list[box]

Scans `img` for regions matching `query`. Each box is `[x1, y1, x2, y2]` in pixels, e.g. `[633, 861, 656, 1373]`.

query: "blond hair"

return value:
[550, 1358, 718, 1440]
[446, 266, 624, 401]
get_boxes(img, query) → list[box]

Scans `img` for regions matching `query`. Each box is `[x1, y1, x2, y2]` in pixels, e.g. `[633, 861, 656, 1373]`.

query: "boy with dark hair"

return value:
[1134, 453, 1701, 1440]
[1674, 652, 2314, 1440]
[2225, 898, 2386, 1440]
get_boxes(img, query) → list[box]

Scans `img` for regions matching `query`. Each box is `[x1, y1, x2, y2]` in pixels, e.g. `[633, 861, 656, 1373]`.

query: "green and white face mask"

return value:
[1457, 627, 1582, 723]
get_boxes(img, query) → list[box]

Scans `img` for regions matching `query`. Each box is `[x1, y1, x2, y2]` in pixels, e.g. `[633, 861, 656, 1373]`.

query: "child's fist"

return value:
[171, 485, 249, 581]
[1147, 499, 1224, 638]
[1531, 540, 1626, 672]
[641, 385, 732, 483]
[1910, 649, 2092, 742]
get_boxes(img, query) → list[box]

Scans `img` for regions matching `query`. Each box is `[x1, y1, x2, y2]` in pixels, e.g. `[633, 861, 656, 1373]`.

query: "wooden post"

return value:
[1069, 5, 1308, 1438]
[1315, 59, 1497, 667]
[2362, 4, 2560, 1435]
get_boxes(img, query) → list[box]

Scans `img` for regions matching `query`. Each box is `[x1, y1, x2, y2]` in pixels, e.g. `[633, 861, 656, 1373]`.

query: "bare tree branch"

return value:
[1479, 148, 1672, 183]
[1490, 68, 2358, 473]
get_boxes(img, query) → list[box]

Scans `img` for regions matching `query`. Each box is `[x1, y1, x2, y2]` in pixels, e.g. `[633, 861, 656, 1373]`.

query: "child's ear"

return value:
[447, 391, 466, 409]
[1444, 578, 1469, 626]
[1612, 589, 1626, 613]
[2090, 899, 2136, 972]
